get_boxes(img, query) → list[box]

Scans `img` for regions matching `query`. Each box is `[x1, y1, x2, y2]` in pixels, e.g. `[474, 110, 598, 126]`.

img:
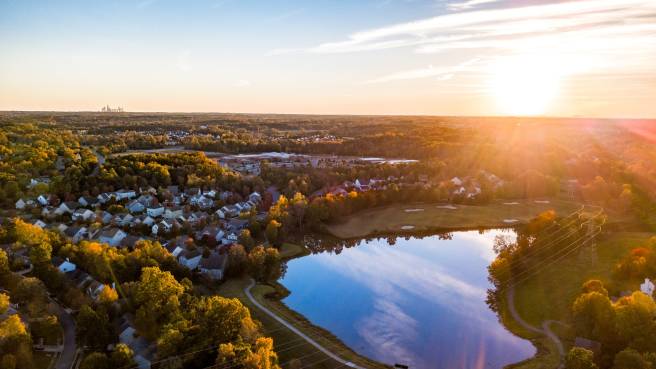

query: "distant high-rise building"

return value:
[101, 105, 124, 112]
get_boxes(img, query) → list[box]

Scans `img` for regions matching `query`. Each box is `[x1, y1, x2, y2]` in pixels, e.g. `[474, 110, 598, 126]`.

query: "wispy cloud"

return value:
[447, 0, 501, 11]
[176, 50, 192, 72]
[233, 79, 251, 87]
[365, 57, 482, 84]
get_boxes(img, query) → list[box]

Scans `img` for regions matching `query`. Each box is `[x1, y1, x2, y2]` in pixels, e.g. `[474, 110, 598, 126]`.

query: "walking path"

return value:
[244, 279, 363, 369]
[507, 287, 565, 368]
[52, 299, 76, 369]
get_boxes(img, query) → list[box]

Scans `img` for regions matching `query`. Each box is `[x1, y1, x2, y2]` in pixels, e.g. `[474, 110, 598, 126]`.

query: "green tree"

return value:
[0, 293, 9, 315]
[110, 343, 136, 368]
[265, 220, 281, 245]
[613, 348, 652, 369]
[613, 292, 656, 352]
[80, 352, 110, 369]
[76, 305, 112, 348]
[565, 347, 598, 369]
[0, 249, 9, 275]
[572, 291, 616, 342]
[14, 277, 48, 317]
[238, 229, 255, 250]
[134, 267, 184, 339]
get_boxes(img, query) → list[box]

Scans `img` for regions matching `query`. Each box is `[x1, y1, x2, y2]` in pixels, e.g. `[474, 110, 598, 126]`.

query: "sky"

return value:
[1, 0, 655, 117]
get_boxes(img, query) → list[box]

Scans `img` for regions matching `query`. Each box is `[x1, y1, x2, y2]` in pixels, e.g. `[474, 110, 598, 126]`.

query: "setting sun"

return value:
[489, 55, 562, 116]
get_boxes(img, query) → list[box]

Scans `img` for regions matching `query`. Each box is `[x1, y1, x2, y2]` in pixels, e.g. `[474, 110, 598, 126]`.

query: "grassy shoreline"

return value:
[218, 243, 389, 369]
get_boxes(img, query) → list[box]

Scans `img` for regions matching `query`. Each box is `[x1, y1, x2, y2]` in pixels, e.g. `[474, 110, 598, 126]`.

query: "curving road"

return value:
[244, 279, 363, 369]
[52, 301, 76, 369]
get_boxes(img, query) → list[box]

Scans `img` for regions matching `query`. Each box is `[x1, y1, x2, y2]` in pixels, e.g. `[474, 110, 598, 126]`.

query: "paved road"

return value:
[244, 279, 363, 369]
[507, 287, 565, 368]
[52, 301, 76, 369]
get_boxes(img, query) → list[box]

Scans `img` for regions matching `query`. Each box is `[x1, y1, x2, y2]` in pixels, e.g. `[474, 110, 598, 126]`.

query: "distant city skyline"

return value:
[1, 0, 655, 118]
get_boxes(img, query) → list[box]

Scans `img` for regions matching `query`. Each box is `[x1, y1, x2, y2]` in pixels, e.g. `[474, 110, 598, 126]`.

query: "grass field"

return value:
[327, 198, 582, 239]
[217, 277, 388, 369]
[502, 231, 653, 368]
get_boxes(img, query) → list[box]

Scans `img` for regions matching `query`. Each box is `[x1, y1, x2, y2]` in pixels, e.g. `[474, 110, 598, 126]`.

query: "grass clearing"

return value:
[327, 198, 582, 239]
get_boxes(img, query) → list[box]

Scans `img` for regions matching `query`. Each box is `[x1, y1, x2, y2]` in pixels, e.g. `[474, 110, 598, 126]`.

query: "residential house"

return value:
[37, 195, 50, 206]
[184, 188, 201, 197]
[120, 235, 145, 249]
[118, 319, 154, 369]
[64, 226, 87, 243]
[29, 177, 51, 188]
[152, 220, 176, 235]
[98, 211, 113, 224]
[222, 232, 239, 245]
[219, 204, 241, 218]
[134, 215, 155, 227]
[203, 189, 217, 198]
[15, 199, 27, 210]
[97, 228, 127, 247]
[126, 200, 146, 214]
[72, 208, 96, 222]
[136, 194, 156, 207]
[163, 207, 184, 220]
[195, 225, 224, 243]
[146, 206, 164, 218]
[641, 278, 655, 296]
[113, 189, 137, 200]
[78, 196, 98, 207]
[86, 280, 105, 300]
[227, 218, 248, 233]
[178, 248, 202, 270]
[199, 252, 228, 280]
[248, 191, 262, 204]
[97, 193, 112, 204]
[32, 219, 47, 229]
[190, 194, 213, 209]
[55, 201, 79, 215]
[52, 257, 76, 273]
[113, 213, 134, 227]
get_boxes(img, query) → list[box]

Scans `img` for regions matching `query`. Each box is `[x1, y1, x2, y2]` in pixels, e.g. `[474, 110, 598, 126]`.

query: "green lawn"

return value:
[33, 351, 55, 369]
[327, 198, 582, 239]
[503, 231, 652, 368]
[278, 243, 309, 260]
[217, 277, 388, 369]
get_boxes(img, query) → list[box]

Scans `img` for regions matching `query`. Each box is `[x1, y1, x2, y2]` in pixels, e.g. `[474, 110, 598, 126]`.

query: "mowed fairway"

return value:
[327, 199, 582, 239]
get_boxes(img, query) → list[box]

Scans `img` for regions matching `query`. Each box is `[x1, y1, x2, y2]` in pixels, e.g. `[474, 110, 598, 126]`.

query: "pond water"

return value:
[280, 230, 535, 369]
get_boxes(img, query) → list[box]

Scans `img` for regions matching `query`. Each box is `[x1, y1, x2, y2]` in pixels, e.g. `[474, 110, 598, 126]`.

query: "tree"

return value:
[134, 267, 184, 339]
[238, 229, 255, 250]
[0, 249, 9, 275]
[1, 354, 16, 369]
[243, 337, 281, 369]
[76, 305, 112, 348]
[0, 293, 9, 315]
[98, 285, 118, 304]
[110, 343, 136, 368]
[613, 348, 652, 369]
[572, 291, 616, 342]
[565, 347, 598, 369]
[227, 244, 248, 277]
[265, 220, 281, 246]
[613, 292, 656, 352]
[14, 277, 48, 317]
[80, 352, 110, 369]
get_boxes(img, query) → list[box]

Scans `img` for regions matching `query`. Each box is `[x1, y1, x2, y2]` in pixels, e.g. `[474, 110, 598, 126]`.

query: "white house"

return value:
[178, 249, 202, 270]
[32, 219, 47, 229]
[55, 201, 79, 215]
[78, 196, 97, 207]
[98, 211, 113, 224]
[146, 206, 164, 218]
[152, 220, 174, 235]
[15, 199, 27, 210]
[55, 258, 76, 273]
[215, 209, 226, 219]
[641, 278, 655, 296]
[451, 177, 464, 186]
[248, 192, 262, 203]
[97, 193, 112, 204]
[113, 189, 137, 200]
[163, 207, 184, 220]
[113, 213, 134, 227]
[98, 228, 127, 247]
[37, 195, 50, 206]
[199, 252, 228, 280]
[64, 226, 87, 243]
[126, 200, 146, 214]
[72, 208, 95, 222]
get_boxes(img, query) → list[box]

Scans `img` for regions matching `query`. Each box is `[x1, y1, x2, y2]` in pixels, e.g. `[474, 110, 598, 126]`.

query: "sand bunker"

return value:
[503, 219, 519, 224]
[436, 205, 458, 210]
[404, 208, 425, 212]
[401, 225, 416, 230]
[503, 202, 520, 205]
[534, 200, 550, 204]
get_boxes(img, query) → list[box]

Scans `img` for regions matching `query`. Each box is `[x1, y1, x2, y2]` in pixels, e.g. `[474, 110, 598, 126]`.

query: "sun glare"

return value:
[489, 55, 562, 116]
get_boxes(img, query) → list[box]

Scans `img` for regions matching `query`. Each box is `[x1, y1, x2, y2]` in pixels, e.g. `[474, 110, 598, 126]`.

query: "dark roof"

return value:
[200, 252, 227, 270]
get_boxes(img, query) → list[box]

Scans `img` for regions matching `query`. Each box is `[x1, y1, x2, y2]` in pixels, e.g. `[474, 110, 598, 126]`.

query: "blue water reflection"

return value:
[280, 230, 535, 369]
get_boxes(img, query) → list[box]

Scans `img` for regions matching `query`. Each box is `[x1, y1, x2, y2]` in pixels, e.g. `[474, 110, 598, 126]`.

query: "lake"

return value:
[280, 230, 535, 369]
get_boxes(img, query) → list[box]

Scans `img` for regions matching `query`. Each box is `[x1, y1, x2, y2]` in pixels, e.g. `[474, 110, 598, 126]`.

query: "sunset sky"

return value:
[1, 0, 655, 117]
